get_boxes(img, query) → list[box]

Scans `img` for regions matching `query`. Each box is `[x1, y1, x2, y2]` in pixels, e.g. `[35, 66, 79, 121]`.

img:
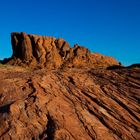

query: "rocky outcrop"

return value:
[0, 32, 139, 140]
[0, 66, 139, 140]
[8, 32, 120, 69]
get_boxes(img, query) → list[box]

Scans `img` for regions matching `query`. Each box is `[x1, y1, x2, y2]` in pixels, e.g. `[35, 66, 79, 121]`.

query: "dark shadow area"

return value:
[107, 65, 125, 70]
[0, 102, 13, 113]
[39, 113, 56, 140]
[107, 63, 140, 70]
[68, 76, 75, 85]
[127, 63, 140, 68]
[0, 57, 12, 64]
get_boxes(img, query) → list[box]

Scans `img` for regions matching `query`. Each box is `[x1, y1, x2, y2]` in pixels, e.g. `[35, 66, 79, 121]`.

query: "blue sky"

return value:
[0, 0, 140, 65]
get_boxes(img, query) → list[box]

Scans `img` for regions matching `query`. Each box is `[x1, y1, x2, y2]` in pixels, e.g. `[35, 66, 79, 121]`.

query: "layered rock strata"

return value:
[0, 66, 139, 140]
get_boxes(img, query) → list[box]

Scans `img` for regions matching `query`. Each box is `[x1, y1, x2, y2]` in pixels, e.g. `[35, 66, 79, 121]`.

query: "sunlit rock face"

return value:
[9, 32, 120, 69]
[0, 66, 140, 140]
[1, 32, 139, 140]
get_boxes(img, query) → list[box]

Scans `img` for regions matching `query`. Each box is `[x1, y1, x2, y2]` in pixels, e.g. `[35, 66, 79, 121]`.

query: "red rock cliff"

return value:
[9, 32, 120, 69]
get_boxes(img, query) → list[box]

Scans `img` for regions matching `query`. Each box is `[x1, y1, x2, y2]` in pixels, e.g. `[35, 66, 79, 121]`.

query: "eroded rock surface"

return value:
[8, 32, 120, 69]
[0, 66, 140, 140]
[0, 32, 139, 140]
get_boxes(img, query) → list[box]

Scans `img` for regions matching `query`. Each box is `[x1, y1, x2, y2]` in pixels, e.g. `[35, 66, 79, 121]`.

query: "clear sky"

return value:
[0, 0, 140, 66]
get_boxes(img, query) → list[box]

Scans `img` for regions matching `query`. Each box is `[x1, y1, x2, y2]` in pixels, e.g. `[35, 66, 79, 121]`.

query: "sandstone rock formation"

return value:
[0, 32, 139, 140]
[0, 66, 140, 140]
[8, 32, 120, 69]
